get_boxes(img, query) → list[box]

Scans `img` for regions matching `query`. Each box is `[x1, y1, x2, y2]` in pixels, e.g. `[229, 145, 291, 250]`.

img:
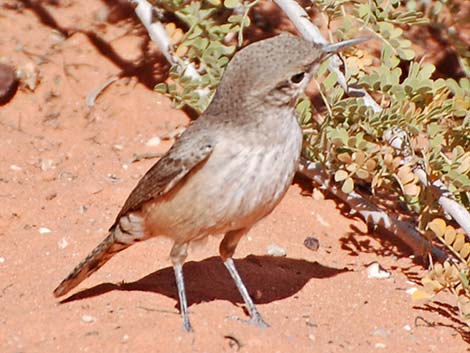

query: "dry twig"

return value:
[299, 159, 448, 261]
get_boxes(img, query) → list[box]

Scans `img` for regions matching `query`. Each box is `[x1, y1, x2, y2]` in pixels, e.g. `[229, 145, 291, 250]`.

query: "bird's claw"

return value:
[249, 313, 270, 328]
[227, 313, 270, 328]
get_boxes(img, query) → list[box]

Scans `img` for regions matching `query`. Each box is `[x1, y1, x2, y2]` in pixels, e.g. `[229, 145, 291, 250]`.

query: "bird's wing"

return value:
[111, 130, 214, 229]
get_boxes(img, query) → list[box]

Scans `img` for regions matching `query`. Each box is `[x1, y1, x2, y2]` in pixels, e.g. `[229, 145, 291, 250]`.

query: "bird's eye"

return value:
[290, 72, 305, 84]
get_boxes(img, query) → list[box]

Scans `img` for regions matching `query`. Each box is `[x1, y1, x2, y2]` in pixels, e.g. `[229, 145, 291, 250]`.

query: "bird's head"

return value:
[207, 33, 368, 114]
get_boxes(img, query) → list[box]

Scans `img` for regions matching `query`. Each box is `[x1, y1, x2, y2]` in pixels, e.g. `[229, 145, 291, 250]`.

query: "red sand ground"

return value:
[1, 1, 469, 352]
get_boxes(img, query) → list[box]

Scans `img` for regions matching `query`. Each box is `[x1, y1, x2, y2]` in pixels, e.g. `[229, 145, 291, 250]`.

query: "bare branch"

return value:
[130, 0, 204, 95]
[131, 0, 175, 65]
[384, 127, 470, 237]
[298, 159, 448, 262]
[273, 0, 381, 113]
[86, 77, 118, 107]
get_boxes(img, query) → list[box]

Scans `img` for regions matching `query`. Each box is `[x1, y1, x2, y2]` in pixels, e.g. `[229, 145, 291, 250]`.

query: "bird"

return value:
[53, 32, 367, 332]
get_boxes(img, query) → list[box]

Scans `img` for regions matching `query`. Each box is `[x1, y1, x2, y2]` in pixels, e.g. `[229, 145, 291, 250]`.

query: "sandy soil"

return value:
[1, 1, 469, 352]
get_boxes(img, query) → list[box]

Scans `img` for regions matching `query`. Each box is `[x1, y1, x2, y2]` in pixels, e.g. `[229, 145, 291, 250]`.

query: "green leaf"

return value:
[228, 14, 243, 23]
[397, 48, 415, 61]
[460, 272, 470, 289]
[341, 177, 355, 194]
[323, 71, 338, 91]
[224, 0, 241, 9]
[335, 170, 349, 182]
[329, 127, 349, 146]
[447, 170, 470, 190]
[356, 3, 371, 19]
[420, 64, 436, 79]
[154, 83, 167, 94]
[427, 123, 440, 137]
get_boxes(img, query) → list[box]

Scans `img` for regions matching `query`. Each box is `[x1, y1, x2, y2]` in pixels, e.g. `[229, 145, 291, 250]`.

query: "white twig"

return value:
[131, 0, 175, 65]
[299, 159, 448, 261]
[86, 77, 118, 107]
[420, 172, 470, 236]
[384, 127, 470, 236]
[131, 0, 204, 88]
[439, 196, 470, 235]
[273, 0, 381, 113]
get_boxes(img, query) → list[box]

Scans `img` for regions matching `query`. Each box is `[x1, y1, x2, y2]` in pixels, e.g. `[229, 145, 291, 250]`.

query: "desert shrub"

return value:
[147, 0, 470, 323]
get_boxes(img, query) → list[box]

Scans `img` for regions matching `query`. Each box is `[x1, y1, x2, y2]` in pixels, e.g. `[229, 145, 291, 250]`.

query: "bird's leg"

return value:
[170, 242, 192, 332]
[220, 229, 269, 328]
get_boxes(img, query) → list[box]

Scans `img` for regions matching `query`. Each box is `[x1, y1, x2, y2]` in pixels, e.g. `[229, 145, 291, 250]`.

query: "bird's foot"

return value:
[227, 313, 270, 328]
[249, 312, 270, 328]
[182, 320, 194, 333]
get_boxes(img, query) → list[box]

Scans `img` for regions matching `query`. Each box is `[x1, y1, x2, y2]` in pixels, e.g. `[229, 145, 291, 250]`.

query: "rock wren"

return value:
[53, 33, 366, 332]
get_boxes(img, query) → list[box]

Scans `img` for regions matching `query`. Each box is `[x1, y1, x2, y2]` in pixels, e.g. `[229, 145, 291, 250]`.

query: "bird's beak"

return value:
[322, 37, 370, 55]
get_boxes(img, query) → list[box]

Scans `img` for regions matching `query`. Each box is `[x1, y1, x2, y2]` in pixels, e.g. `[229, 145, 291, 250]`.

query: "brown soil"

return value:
[1, 2, 469, 352]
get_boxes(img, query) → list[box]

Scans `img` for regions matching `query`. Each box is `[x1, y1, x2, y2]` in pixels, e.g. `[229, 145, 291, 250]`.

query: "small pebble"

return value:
[58, 237, 68, 249]
[17, 62, 40, 91]
[146, 136, 161, 147]
[84, 330, 99, 337]
[40, 159, 55, 171]
[314, 213, 330, 227]
[367, 262, 391, 279]
[403, 324, 412, 331]
[39, 227, 51, 234]
[266, 243, 287, 257]
[42, 170, 57, 181]
[10, 164, 22, 171]
[81, 314, 96, 323]
[45, 192, 57, 201]
[107, 173, 121, 182]
[375, 343, 386, 349]
[372, 328, 389, 337]
[50, 29, 66, 44]
[406, 287, 418, 295]
[303, 236, 320, 251]
[0, 256, 5, 263]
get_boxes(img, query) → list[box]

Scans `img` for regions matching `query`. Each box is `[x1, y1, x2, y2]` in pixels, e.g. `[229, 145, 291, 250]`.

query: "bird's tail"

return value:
[53, 231, 130, 297]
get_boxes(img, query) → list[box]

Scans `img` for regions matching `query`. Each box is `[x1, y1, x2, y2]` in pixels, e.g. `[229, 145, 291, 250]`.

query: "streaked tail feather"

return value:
[53, 232, 130, 297]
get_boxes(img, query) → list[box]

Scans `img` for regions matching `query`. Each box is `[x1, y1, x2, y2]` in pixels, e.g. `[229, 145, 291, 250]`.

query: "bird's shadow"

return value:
[60, 255, 349, 307]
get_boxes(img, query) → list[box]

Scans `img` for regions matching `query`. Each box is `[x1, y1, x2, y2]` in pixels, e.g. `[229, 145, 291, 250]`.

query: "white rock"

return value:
[10, 164, 22, 171]
[406, 287, 418, 295]
[314, 213, 330, 227]
[0, 257, 5, 263]
[58, 237, 68, 249]
[40, 159, 55, 171]
[367, 262, 391, 279]
[81, 314, 96, 323]
[146, 136, 161, 147]
[267, 243, 287, 257]
[403, 324, 412, 331]
[39, 227, 51, 234]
